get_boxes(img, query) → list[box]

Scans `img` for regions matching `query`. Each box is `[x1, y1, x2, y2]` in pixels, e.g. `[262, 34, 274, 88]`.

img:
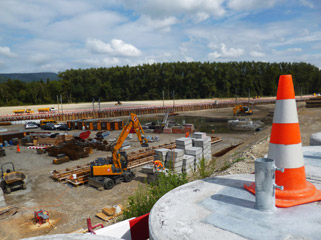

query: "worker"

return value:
[153, 160, 164, 171]
[17, 144, 20, 153]
[185, 131, 190, 138]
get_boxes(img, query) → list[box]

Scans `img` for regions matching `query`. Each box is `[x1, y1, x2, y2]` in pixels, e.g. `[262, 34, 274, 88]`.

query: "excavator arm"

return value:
[112, 113, 148, 169]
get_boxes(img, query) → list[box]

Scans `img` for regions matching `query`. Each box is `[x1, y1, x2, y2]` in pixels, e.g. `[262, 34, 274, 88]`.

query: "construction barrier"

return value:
[0, 96, 311, 123]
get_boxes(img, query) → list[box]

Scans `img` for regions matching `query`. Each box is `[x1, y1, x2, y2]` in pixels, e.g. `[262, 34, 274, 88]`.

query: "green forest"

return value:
[1, 61, 320, 106]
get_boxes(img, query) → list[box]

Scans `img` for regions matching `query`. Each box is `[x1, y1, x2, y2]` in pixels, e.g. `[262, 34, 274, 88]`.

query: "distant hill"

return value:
[0, 72, 59, 82]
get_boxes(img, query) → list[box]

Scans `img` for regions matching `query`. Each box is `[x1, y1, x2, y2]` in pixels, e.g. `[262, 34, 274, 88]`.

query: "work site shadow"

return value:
[202, 176, 253, 190]
[210, 194, 255, 209]
[134, 175, 148, 184]
[202, 177, 255, 209]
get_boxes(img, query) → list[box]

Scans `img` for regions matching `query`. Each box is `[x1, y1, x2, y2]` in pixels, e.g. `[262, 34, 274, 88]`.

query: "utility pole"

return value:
[98, 98, 101, 112]
[57, 95, 59, 113]
[235, 88, 238, 105]
[162, 90, 165, 108]
[172, 90, 175, 110]
[248, 88, 250, 104]
[92, 98, 95, 112]
[60, 95, 63, 114]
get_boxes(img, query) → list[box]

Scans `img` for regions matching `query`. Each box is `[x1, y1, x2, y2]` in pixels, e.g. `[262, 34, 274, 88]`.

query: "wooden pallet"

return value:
[51, 165, 90, 182]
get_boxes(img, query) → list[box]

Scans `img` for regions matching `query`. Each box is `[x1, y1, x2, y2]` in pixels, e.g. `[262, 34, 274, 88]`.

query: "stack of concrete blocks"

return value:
[0, 189, 6, 207]
[176, 137, 194, 173]
[154, 148, 170, 164]
[182, 154, 195, 174]
[165, 149, 184, 174]
[185, 147, 203, 170]
[192, 132, 212, 164]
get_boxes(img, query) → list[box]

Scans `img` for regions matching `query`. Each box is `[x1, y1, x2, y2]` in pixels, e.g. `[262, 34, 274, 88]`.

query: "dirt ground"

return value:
[0, 101, 319, 239]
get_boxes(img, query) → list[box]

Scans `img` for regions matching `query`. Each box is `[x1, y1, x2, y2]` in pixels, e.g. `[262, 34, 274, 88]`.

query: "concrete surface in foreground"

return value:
[149, 146, 321, 240]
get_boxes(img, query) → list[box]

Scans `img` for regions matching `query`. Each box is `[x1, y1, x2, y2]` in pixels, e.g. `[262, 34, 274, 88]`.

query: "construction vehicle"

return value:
[0, 162, 26, 194]
[13, 109, 34, 114]
[88, 113, 148, 190]
[233, 105, 253, 116]
[38, 107, 57, 113]
[34, 210, 50, 225]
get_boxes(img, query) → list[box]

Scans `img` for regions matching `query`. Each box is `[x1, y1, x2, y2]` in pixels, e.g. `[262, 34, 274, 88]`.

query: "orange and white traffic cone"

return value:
[17, 144, 20, 153]
[245, 74, 321, 207]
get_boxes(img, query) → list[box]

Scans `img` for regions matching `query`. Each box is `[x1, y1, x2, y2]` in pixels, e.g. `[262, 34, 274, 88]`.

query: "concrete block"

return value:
[176, 137, 193, 146]
[310, 132, 321, 146]
[0, 190, 6, 207]
[167, 149, 184, 158]
[183, 154, 195, 170]
[176, 143, 193, 150]
[142, 165, 155, 174]
[186, 147, 202, 156]
[192, 132, 207, 139]
[154, 148, 170, 161]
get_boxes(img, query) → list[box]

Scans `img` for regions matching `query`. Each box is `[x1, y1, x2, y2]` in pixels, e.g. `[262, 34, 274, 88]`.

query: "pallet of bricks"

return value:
[127, 142, 176, 169]
[51, 164, 90, 186]
[157, 132, 212, 174]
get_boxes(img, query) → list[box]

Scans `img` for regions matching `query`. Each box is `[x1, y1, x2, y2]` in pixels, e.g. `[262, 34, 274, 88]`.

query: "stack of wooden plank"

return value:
[127, 150, 155, 161]
[128, 156, 154, 168]
[305, 96, 321, 108]
[67, 170, 90, 186]
[53, 156, 70, 165]
[96, 205, 123, 222]
[211, 136, 222, 145]
[51, 164, 90, 182]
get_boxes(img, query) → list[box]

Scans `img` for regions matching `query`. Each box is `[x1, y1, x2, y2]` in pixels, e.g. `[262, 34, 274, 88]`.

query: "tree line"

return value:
[1, 61, 320, 106]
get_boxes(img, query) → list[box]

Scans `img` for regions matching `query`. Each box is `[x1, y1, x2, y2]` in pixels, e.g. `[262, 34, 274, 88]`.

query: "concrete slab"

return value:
[149, 148, 321, 240]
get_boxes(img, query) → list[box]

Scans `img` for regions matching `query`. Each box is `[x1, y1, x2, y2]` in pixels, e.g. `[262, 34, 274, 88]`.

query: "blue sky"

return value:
[0, 0, 320, 73]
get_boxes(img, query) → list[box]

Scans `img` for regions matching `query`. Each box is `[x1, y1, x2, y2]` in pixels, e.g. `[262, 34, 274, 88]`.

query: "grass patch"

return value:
[219, 157, 245, 171]
[122, 171, 188, 219]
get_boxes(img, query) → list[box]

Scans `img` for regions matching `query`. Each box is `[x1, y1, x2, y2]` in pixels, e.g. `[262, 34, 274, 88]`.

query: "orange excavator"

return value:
[88, 113, 148, 190]
[233, 105, 253, 116]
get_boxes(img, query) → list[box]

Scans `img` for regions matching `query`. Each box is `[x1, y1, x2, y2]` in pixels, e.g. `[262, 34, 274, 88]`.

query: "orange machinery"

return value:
[88, 113, 148, 190]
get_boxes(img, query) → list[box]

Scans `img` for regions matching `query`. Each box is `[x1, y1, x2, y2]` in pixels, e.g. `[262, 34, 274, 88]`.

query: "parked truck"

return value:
[13, 109, 34, 114]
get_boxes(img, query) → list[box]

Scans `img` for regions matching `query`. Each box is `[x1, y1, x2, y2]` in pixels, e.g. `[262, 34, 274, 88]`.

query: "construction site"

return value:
[1, 76, 321, 239]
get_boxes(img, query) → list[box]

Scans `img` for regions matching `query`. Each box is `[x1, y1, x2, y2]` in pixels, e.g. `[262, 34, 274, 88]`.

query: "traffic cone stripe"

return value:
[270, 123, 301, 145]
[268, 143, 304, 168]
[273, 99, 298, 123]
[276, 75, 295, 100]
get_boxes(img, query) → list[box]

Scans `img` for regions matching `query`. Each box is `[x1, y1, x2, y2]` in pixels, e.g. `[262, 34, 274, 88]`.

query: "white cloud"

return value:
[285, 48, 302, 52]
[209, 43, 244, 59]
[103, 57, 121, 65]
[0, 46, 15, 57]
[120, 0, 226, 22]
[86, 39, 142, 57]
[227, 0, 277, 11]
[30, 53, 50, 64]
[137, 15, 178, 32]
[250, 51, 265, 57]
[184, 56, 194, 62]
[299, 0, 314, 8]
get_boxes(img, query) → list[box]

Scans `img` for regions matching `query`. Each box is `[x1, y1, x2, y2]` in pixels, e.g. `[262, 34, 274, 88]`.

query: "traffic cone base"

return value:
[245, 165, 321, 207]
